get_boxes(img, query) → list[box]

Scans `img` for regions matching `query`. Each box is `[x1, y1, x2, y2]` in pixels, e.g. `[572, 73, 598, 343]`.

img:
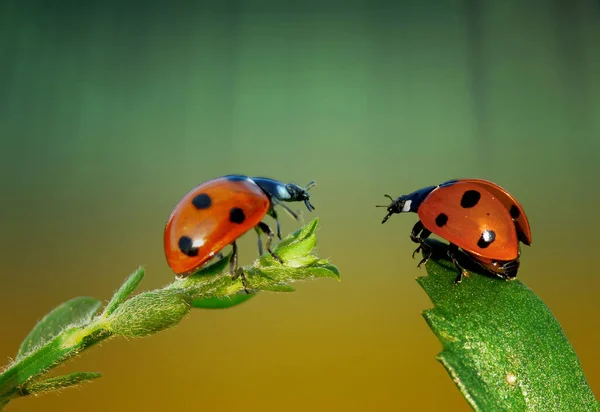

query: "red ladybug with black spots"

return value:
[378, 178, 531, 283]
[164, 175, 316, 290]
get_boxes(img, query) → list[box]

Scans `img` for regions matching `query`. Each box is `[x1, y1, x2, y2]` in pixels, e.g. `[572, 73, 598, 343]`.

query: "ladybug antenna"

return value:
[375, 194, 395, 207]
[284, 181, 316, 212]
[377, 194, 404, 224]
[302, 180, 316, 212]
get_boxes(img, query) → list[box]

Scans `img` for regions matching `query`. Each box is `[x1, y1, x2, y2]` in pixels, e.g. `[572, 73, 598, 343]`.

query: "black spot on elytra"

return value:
[510, 205, 520, 219]
[477, 230, 496, 248]
[225, 175, 248, 182]
[435, 213, 448, 227]
[178, 236, 199, 257]
[192, 193, 212, 209]
[229, 207, 246, 224]
[461, 190, 481, 208]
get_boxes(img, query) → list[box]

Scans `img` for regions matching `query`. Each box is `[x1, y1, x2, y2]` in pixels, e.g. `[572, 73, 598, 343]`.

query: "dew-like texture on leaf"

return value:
[17, 297, 102, 359]
[419, 245, 599, 411]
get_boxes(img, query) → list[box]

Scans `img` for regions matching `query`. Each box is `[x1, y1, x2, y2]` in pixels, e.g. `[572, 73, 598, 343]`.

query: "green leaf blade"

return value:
[268, 217, 319, 262]
[17, 297, 102, 360]
[102, 266, 145, 317]
[191, 293, 257, 309]
[22, 372, 102, 396]
[177, 218, 340, 299]
[418, 243, 599, 411]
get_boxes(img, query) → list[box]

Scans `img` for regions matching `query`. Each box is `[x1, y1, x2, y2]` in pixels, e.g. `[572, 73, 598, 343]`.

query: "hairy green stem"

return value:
[0, 319, 111, 405]
[0, 219, 339, 410]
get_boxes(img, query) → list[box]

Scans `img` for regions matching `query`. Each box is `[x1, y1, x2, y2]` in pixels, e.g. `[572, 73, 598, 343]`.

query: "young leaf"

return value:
[21, 372, 102, 396]
[17, 297, 102, 360]
[191, 293, 256, 309]
[173, 218, 340, 299]
[269, 217, 319, 261]
[102, 267, 145, 317]
[418, 240, 599, 411]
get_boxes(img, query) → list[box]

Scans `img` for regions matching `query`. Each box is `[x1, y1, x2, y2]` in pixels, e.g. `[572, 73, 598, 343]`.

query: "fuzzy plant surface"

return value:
[419, 239, 599, 411]
[0, 218, 338, 410]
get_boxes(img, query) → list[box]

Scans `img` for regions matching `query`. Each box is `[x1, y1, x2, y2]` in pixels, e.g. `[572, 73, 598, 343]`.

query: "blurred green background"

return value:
[1, 0, 599, 410]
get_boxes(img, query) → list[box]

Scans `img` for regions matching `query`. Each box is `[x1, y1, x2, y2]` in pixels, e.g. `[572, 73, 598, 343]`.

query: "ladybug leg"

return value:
[274, 200, 300, 222]
[230, 241, 250, 294]
[410, 221, 433, 267]
[276, 219, 282, 241]
[410, 221, 425, 244]
[447, 243, 469, 284]
[257, 222, 284, 264]
[270, 209, 283, 240]
[254, 226, 265, 256]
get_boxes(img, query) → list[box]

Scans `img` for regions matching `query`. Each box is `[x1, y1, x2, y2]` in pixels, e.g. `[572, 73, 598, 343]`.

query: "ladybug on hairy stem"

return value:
[164, 175, 316, 292]
[378, 178, 531, 284]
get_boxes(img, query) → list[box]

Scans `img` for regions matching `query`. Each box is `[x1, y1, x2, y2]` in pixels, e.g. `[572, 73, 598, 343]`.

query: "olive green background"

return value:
[1, 1, 599, 411]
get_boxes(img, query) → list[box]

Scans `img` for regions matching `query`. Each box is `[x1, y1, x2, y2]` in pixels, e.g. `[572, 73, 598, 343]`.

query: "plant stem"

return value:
[0, 219, 339, 410]
[0, 319, 111, 404]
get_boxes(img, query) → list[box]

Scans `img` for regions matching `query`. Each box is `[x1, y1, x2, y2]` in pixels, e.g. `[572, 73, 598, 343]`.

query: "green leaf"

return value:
[102, 266, 145, 317]
[191, 292, 256, 309]
[268, 217, 319, 262]
[418, 240, 599, 411]
[17, 297, 102, 360]
[171, 218, 340, 299]
[21, 372, 102, 396]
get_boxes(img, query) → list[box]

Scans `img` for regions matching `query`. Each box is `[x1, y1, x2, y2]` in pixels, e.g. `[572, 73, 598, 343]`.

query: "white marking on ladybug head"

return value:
[276, 184, 291, 200]
[402, 200, 412, 212]
[193, 238, 205, 248]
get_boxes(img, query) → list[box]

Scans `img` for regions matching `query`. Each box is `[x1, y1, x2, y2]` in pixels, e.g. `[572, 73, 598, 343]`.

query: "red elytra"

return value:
[379, 178, 531, 283]
[164, 176, 270, 276]
[456, 178, 532, 246]
[418, 181, 519, 262]
[163, 175, 316, 290]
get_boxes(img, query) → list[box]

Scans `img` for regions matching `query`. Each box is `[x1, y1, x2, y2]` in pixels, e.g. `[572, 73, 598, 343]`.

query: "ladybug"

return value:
[164, 175, 316, 290]
[378, 178, 531, 283]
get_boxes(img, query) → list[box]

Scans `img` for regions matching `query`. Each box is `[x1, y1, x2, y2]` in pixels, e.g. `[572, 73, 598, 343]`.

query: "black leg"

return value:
[230, 241, 250, 294]
[270, 209, 283, 240]
[274, 201, 299, 221]
[257, 221, 283, 264]
[254, 226, 264, 256]
[447, 243, 469, 284]
[410, 221, 425, 244]
[410, 221, 433, 268]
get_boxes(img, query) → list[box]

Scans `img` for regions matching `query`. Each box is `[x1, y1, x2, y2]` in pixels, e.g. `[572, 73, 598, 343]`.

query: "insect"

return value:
[378, 178, 531, 283]
[164, 175, 316, 291]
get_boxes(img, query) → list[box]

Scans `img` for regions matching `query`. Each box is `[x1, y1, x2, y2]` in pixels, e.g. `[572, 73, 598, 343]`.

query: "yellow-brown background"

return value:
[1, 1, 599, 411]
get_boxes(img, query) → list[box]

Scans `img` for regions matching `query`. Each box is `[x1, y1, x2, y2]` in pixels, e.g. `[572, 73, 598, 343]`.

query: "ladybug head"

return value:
[252, 177, 317, 213]
[377, 194, 412, 224]
[285, 180, 316, 212]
